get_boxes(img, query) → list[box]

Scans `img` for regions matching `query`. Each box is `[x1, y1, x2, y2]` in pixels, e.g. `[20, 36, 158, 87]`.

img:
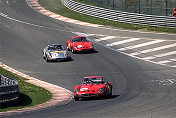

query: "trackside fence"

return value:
[0, 75, 19, 104]
[61, 0, 176, 28]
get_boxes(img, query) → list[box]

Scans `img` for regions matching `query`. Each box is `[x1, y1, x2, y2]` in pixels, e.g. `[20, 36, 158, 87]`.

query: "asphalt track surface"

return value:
[1, 0, 176, 118]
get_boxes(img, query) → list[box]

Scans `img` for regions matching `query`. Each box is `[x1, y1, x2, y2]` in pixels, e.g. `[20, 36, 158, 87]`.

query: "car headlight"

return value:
[98, 88, 104, 93]
[75, 89, 79, 93]
[77, 45, 82, 48]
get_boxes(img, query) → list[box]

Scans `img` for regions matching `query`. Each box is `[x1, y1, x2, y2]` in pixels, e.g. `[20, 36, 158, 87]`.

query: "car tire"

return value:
[74, 96, 79, 101]
[71, 48, 75, 54]
[67, 45, 70, 51]
[109, 87, 112, 98]
[46, 56, 50, 62]
[105, 89, 109, 98]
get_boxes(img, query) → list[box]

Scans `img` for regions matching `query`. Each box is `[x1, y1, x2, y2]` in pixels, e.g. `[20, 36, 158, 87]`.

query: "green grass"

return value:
[38, 0, 176, 34]
[0, 67, 52, 112]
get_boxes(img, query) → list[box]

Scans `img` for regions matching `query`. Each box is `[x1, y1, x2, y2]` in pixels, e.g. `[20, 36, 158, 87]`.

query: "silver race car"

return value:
[42, 44, 69, 62]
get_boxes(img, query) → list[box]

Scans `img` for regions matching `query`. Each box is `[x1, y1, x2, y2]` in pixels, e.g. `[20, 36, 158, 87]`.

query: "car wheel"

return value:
[105, 89, 109, 98]
[71, 48, 75, 54]
[74, 96, 79, 101]
[67, 45, 70, 51]
[108, 87, 112, 98]
[46, 56, 50, 62]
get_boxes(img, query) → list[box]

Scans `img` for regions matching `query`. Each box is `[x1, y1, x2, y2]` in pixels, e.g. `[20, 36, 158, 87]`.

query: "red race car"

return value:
[66, 36, 94, 53]
[74, 76, 112, 101]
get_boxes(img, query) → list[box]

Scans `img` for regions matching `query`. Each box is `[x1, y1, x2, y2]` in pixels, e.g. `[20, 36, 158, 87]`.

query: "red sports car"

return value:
[66, 36, 94, 53]
[74, 76, 112, 101]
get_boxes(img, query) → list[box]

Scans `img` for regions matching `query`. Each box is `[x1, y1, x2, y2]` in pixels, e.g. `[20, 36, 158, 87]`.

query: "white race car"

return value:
[42, 44, 69, 62]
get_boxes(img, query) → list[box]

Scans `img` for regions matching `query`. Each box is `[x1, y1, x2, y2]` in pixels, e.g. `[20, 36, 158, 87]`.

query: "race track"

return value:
[1, 0, 176, 118]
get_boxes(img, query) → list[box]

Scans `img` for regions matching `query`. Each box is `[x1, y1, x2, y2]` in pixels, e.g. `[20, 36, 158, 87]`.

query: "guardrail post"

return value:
[138, 0, 141, 14]
[165, 0, 168, 16]
[112, 0, 115, 10]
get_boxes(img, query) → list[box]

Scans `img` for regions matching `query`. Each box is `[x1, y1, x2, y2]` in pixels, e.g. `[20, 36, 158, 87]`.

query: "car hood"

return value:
[73, 42, 92, 46]
[49, 50, 67, 53]
[79, 84, 105, 91]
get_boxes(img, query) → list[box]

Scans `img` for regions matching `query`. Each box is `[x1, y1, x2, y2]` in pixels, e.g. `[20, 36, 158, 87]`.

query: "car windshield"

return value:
[48, 45, 64, 51]
[81, 77, 105, 84]
[72, 37, 87, 42]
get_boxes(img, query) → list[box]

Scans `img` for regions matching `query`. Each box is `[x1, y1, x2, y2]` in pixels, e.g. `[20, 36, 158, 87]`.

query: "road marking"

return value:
[94, 36, 116, 42]
[142, 51, 176, 60]
[130, 43, 176, 56]
[118, 40, 165, 51]
[156, 58, 176, 64]
[106, 38, 140, 47]
[6, 0, 9, 4]
[156, 60, 172, 64]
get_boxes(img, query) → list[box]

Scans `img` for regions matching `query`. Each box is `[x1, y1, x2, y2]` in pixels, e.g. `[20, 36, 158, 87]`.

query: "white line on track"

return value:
[6, 0, 9, 4]
[156, 58, 176, 64]
[130, 43, 176, 56]
[85, 36, 176, 68]
[118, 40, 165, 51]
[94, 36, 116, 42]
[142, 51, 176, 60]
[0, 12, 76, 33]
[106, 38, 140, 47]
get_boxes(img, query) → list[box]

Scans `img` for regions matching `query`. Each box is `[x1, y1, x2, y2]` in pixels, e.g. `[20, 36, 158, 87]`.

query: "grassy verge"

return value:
[0, 67, 52, 112]
[38, 0, 176, 34]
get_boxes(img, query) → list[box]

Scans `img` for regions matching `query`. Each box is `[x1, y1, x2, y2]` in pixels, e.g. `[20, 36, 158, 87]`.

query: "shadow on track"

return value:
[71, 50, 98, 55]
[47, 57, 74, 63]
[75, 95, 120, 101]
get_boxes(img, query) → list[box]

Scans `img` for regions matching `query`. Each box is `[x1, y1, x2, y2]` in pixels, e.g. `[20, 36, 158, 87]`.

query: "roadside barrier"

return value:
[0, 75, 19, 104]
[61, 0, 176, 28]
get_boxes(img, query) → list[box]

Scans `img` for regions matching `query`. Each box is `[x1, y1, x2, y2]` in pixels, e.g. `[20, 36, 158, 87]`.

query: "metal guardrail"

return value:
[0, 75, 19, 104]
[61, 0, 176, 28]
